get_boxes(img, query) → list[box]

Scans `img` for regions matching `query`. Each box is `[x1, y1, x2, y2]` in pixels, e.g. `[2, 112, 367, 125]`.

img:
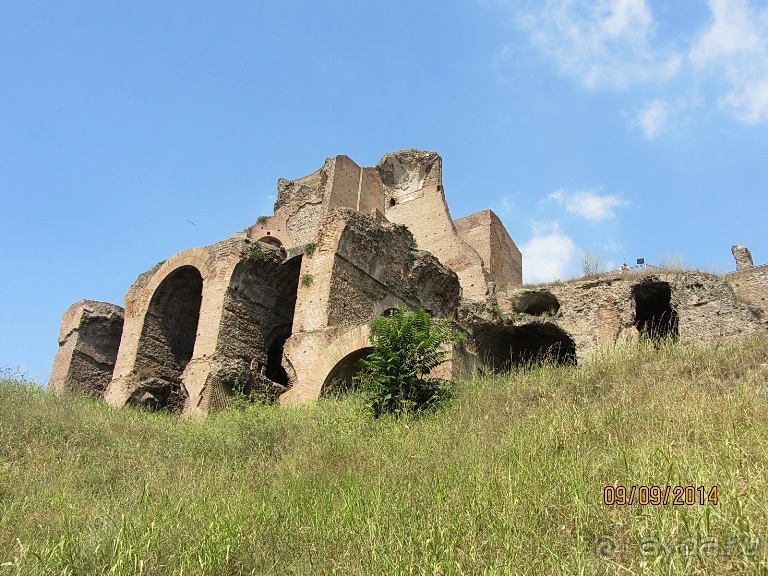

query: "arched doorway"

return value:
[321, 347, 374, 397]
[132, 265, 203, 411]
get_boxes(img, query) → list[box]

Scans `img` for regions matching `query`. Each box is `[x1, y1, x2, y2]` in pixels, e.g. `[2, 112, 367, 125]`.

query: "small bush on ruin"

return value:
[249, 247, 266, 261]
[301, 273, 314, 287]
[256, 215, 269, 225]
[580, 250, 607, 276]
[304, 242, 317, 256]
[353, 307, 462, 418]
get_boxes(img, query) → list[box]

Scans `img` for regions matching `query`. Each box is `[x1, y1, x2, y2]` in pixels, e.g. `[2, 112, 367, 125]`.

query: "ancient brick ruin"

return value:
[49, 150, 768, 415]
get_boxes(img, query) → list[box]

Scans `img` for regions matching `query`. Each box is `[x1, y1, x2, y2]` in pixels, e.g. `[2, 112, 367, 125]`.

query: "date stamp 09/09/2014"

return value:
[603, 484, 719, 506]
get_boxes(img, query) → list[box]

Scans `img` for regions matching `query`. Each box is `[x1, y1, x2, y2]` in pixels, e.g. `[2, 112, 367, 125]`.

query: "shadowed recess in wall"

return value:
[475, 323, 577, 373]
[130, 266, 203, 412]
[633, 281, 679, 340]
[515, 291, 560, 316]
[215, 252, 302, 403]
[321, 347, 375, 397]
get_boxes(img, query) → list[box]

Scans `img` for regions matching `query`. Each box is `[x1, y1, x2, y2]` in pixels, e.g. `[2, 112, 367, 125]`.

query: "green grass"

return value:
[2, 337, 768, 574]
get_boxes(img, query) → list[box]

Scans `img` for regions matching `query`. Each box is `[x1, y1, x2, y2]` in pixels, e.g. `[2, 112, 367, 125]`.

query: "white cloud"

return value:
[548, 189, 627, 222]
[689, 0, 768, 123]
[503, 0, 768, 127]
[637, 98, 671, 138]
[520, 221, 578, 283]
[515, 0, 682, 89]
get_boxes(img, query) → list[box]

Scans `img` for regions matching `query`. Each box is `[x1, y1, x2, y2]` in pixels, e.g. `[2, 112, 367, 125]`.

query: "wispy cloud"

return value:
[505, 0, 768, 127]
[547, 189, 627, 222]
[689, 0, 768, 123]
[520, 221, 578, 283]
[515, 0, 682, 89]
[636, 98, 671, 138]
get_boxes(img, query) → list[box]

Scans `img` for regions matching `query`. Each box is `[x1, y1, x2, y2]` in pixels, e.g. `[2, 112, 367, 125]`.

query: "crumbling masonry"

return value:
[49, 151, 768, 415]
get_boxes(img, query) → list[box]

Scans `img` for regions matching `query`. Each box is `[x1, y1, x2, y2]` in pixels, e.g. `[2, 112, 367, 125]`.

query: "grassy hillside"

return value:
[2, 337, 768, 575]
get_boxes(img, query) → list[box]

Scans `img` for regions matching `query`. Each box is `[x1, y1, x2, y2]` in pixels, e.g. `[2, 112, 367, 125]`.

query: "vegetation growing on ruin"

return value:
[2, 336, 768, 574]
[248, 246, 265, 261]
[300, 272, 314, 287]
[353, 307, 461, 417]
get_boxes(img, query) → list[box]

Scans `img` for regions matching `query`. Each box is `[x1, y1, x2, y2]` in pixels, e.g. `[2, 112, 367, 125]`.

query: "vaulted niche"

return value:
[633, 281, 678, 340]
[218, 252, 302, 401]
[475, 323, 576, 373]
[515, 291, 560, 316]
[133, 266, 203, 412]
[321, 347, 374, 397]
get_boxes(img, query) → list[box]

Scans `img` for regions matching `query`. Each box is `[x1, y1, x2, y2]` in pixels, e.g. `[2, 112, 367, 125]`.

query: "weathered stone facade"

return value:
[49, 300, 124, 398]
[49, 150, 768, 415]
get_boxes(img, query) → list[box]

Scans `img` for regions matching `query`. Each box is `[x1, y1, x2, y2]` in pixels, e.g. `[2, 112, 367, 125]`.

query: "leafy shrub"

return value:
[304, 242, 317, 256]
[256, 215, 269, 225]
[354, 307, 462, 417]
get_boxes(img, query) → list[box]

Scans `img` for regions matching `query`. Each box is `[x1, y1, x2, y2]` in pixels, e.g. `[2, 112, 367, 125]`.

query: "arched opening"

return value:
[321, 347, 374, 397]
[257, 236, 283, 248]
[389, 198, 396, 207]
[475, 323, 576, 373]
[132, 266, 203, 411]
[633, 281, 678, 340]
[515, 291, 560, 316]
[216, 254, 302, 404]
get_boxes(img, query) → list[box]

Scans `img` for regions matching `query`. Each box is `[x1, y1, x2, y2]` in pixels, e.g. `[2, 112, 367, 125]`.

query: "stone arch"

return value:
[257, 235, 284, 248]
[131, 265, 204, 411]
[474, 322, 577, 373]
[296, 325, 373, 400]
[138, 249, 213, 312]
[632, 281, 678, 340]
[321, 347, 375, 396]
[210, 252, 302, 402]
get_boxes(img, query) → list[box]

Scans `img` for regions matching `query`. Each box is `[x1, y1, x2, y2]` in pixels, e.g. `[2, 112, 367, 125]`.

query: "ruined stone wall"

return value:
[49, 300, 124, 398]
[465, 271, 766, 371]
[280, 209, 461, 404]
[245, 149, 519, 301]
[454, 209, 523, 288]
[380, 151, 491, 300]
[104, 238, 255, 413]
[724, 264, 768, 324]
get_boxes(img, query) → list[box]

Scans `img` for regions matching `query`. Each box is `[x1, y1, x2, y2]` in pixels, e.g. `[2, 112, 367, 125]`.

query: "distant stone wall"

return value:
[723, 264, 768, 324]
[454, 209, 523, 288]
[459, 270, 766, 374]
[49, 300, 124, 398]
[247, 150, 520, 300]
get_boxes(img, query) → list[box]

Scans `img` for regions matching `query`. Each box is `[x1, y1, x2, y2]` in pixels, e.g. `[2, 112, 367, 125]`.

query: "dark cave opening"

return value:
[633, 281, 678, 340]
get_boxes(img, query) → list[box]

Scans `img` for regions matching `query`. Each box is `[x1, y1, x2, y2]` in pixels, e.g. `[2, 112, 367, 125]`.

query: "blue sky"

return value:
[2, 0, 767, 382]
